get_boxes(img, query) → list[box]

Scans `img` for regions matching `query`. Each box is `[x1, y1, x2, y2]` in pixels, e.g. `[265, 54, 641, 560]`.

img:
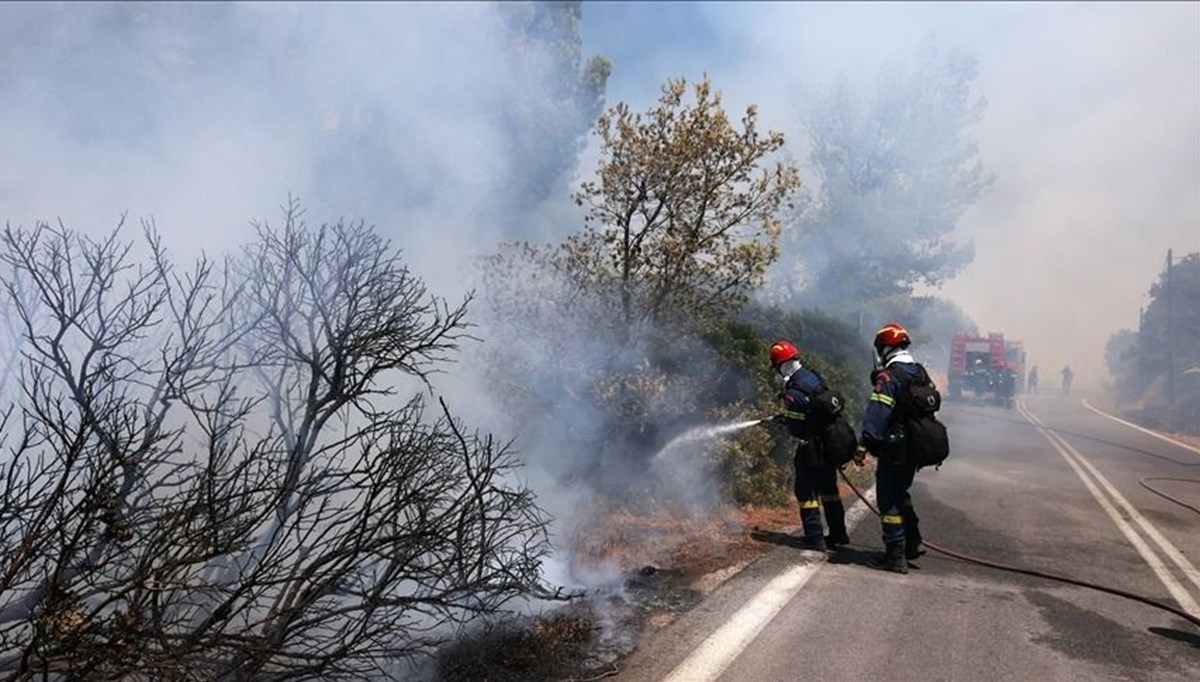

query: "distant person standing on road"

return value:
[1061, 365, 1074, 395]
[1028, 366, 1039, 394]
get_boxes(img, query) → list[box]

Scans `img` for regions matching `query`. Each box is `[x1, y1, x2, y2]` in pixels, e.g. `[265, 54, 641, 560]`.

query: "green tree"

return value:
[779, 38, 993, 308]
[567, 76, 802, 334]
[474, 77, 802, 509]
[1122, 252, 1200, 428]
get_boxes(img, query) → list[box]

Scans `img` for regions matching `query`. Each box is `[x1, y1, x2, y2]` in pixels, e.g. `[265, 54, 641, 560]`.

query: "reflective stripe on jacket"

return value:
[861, 361, 926, 450]
[780, 367, 825, 440]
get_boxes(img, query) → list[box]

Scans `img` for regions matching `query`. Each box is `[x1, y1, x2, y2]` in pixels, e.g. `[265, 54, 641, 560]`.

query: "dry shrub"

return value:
[709, 402, 793, 506]
[436, 608, 599, 682]
[568, 505, 741, 574]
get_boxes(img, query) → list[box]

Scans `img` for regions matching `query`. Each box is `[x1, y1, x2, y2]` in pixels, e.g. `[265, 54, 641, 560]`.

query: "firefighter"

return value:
[768, 340, 850, 552]
[854, 323, 927, 573]
[1061, 365, 1074, 395]
[1028, 365, 1039, 394]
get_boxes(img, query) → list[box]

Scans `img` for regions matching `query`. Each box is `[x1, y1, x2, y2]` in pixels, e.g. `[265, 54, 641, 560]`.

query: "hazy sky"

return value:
[1, 1, 1196, 387]
[582, 1, 1200, 385]
[0, 2, 584, 300]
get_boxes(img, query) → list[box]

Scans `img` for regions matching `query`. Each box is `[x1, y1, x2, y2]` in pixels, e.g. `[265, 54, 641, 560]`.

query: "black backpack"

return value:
[895, 365, 950, 469]
[797, 384, 858, 468]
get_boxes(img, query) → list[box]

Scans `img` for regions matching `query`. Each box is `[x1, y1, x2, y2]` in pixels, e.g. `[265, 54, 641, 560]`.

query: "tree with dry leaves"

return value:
[565, 75, 802, 336]
[0, 201, 550, 680]
[473, 77, 802, 501]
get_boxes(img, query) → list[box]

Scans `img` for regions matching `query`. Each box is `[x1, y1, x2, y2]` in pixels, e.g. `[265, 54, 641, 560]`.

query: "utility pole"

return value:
[1166, 249, 1174, 408]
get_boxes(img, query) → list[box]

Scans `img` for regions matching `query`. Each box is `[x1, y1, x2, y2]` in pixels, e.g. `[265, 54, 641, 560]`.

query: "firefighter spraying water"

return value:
[762, 340, 856, 551]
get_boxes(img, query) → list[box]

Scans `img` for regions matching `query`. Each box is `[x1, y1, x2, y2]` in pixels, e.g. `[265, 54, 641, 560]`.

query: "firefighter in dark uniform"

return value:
[769, 340, 850, 552]
[855, 323, 926, 573]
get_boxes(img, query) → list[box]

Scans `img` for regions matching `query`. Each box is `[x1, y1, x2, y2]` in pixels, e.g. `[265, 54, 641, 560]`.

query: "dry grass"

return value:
[567, 462, 875, 583]
[566, 502, 801, 584]
[569, 507, 737, 573]
[440, 469, 881, 681]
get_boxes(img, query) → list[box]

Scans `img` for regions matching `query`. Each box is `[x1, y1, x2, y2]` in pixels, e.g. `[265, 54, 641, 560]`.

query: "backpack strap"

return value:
[890, 365, 913, 418]
[890, 363, 932, 419]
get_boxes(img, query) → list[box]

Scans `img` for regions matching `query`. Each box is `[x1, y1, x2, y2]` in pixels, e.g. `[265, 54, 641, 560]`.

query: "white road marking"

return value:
[1081, 398, 1200, 457]
[1022, 402, 1200, 592]
[660, 487, 877, 682]
[1018, 399, 1200, 618]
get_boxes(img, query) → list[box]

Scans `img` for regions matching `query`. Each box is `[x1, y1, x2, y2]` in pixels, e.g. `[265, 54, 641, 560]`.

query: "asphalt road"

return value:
[614, 392, 1200, 681]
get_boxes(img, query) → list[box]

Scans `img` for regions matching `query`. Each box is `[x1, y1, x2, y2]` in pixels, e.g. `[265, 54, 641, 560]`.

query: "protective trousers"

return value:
[875, 459, 919, 551]
[902, 492, 922, 552]
[794, 458, 847, 540]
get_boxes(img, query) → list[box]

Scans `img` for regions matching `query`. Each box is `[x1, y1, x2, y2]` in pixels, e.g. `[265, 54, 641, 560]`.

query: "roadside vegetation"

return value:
[1105, 251, 1200, 435]
[449, 53, 987, 678]
[0, 5, 993, 679]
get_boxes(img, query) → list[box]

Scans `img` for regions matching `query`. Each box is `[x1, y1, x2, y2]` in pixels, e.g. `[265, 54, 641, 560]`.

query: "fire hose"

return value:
[836, 467, 1200, 629]
[1139, 477, 1200, 515]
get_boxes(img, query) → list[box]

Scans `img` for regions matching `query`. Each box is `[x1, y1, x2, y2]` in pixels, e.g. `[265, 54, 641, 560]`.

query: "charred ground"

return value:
[437, 471, 872, 682]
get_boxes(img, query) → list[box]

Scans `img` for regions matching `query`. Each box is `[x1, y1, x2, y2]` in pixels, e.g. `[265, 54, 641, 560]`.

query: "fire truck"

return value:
[947, 333, 1026, 408]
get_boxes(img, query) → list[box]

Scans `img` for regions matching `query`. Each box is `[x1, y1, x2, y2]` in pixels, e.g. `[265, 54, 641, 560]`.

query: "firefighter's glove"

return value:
[770, 414, 788, 425]
[853, 445, 868, 467]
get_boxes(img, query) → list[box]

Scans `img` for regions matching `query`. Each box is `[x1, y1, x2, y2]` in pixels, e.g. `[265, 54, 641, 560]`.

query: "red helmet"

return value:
[769, 340, 801, 367]
[874, 323, 911, 355]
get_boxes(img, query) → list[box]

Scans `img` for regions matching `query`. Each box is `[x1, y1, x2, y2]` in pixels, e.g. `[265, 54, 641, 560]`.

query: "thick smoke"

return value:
[5, 2, 1195, 604]
[468, 241, 763, 588]
[582, 2, 1200, 386]
[0, 3, 601, 300]
[0, 2, 744, 598]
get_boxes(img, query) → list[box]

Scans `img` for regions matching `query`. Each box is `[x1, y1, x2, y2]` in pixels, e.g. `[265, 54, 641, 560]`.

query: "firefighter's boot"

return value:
[823, 494, 849, 547]
[798, 535, 827, 552]
[825, 531, 850, 548]
[905, 539, 926, 561]
[798, 499, 825, 551]
[871, 542, 908, 574]
[902, 499, 924, 560]
[904, 528, 925, 560]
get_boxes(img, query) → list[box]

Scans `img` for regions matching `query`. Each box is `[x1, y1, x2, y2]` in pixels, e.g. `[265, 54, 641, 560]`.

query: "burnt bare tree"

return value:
[0, 202, 549, 680]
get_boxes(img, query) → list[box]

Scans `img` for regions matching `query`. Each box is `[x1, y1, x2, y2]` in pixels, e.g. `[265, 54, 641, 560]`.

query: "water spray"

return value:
[652, 418, 773, 461]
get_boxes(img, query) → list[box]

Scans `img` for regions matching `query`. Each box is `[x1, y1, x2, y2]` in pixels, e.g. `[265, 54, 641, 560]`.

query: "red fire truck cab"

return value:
[947, 333, 1026, 408]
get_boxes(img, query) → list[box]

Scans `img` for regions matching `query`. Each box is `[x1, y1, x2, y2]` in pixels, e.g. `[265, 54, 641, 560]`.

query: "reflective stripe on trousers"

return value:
[876, 459, 918, 548]
[795, 461, 847, 540]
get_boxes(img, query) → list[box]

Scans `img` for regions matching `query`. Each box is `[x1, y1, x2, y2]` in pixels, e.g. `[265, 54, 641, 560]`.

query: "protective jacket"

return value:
[861, 354, 927, 456]
[861, 351, 927, 562]
[779, 365, 847, 544]
[778, 367, 827, 441]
